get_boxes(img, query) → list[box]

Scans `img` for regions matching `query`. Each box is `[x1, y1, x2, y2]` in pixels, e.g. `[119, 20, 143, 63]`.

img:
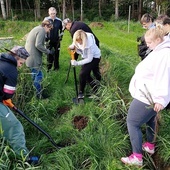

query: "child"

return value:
[121, 26, 170, 166]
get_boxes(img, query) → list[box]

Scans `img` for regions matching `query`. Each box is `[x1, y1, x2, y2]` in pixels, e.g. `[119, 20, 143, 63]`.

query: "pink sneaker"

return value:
[142, 142, 155, 154]
[121, 154, 143, 166]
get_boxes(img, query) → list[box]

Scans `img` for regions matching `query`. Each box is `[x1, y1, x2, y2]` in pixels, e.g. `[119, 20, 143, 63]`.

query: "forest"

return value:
[0, 0, 170, 22]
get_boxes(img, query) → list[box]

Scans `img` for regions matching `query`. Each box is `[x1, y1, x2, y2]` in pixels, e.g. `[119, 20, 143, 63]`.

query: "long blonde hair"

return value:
[144, 25, 165, 41]
[73, 30, 87, 49]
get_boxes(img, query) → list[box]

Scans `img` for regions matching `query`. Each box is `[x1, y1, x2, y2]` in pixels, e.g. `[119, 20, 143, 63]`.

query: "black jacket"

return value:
[0, 53, 18, 101]
[70, 21, 100, 47]
[45, 17, 63, 43]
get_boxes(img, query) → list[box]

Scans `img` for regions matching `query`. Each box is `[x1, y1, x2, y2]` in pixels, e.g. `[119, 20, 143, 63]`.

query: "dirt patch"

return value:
[72, 115, 88, 131]
[57, 106, 71, 115]
[89, 22, 104, 28]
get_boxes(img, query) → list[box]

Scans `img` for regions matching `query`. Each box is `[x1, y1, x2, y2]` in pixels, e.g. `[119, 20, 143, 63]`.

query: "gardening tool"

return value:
[3, 99, 61, 150]
[69, 49, 84, 104]
[14, 107, 61, 149]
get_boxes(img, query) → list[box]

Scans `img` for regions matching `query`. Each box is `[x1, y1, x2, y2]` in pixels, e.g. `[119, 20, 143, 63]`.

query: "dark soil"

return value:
[56, 106, 71, 115]
[72, 115, 88, 131]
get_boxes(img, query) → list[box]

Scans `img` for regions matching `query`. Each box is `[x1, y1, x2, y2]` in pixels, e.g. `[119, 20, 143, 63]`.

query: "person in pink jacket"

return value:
[121, 26, 170, 167]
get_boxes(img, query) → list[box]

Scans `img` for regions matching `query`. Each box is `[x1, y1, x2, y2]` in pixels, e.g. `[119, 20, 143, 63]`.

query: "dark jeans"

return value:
[75, 53, 101, 82]
[79, 58, 101, 94]
[127, 99, 157, 154]
[47, 41, 60, 70]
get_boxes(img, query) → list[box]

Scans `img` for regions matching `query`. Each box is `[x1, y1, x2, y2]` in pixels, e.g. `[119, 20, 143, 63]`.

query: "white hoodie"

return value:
[129, 36, 170, 108]
[72, 32, 101, 65]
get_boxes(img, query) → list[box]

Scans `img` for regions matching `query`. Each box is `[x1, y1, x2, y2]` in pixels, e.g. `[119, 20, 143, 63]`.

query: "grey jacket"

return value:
[25, 25, 50, 68]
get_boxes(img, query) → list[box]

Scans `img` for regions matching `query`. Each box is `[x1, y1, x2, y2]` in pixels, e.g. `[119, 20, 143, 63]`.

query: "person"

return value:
[121, 26, 170, 166]
[69, 30, 101, 98]
[0, 46, 39, 164]
[162, 17, 170, 35]
[25, 20, 53, 99]
[44, 7, 63, 71]
[154, 14, 169, 26]
[62, 18, 101, 82]
[137, 13, 155, 60]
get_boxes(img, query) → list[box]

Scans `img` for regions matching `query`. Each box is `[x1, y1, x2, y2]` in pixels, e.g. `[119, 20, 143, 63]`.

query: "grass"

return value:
[0, 19, 170, 169]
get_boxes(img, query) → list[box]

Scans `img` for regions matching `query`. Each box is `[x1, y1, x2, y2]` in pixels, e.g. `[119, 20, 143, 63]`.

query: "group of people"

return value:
[0, 6, 101, 164]
[121, 14, 170, 167]
[1, 7, 170, 167]
[25, 7, 101, 99]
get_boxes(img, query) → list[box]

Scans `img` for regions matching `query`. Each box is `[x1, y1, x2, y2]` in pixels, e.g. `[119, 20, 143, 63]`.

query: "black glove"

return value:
[49, 48, 55, 55]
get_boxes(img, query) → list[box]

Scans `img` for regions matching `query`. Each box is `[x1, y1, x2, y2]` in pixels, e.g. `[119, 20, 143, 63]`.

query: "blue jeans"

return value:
[127, 99, 157, 154]
[31, 68, 43, 95]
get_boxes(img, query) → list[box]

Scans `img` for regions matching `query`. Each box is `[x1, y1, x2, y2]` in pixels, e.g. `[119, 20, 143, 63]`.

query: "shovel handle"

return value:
[68, 49, 76, 60]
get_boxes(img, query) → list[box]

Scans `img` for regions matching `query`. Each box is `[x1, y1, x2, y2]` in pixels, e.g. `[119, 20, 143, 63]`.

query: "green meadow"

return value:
[0, 20, 170, 170]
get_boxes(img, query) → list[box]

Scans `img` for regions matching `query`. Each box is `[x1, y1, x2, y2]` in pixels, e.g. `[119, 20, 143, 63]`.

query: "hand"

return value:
[154, 103, 164, 113]
[49, 49, 55, 55]
[71, 60, 78, 66]
[68, 44, 75, 50]
[3, 99, 14, 108]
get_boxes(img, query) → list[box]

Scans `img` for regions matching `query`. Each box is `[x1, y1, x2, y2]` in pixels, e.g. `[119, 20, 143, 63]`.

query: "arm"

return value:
[35, 30, 50, 54]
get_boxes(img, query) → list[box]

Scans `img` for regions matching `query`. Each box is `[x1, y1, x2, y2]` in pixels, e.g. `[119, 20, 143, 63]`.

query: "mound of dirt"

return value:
[89, 22, 104, 28]
[72, 115, 88, 131]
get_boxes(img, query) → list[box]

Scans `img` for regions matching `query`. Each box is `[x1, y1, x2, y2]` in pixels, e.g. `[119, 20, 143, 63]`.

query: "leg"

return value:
[31, 68, 43, 97]
[146, 115, 156, 143]
[0, 103, 29, 156]
[127, 99, 157, 154]
[47, 44, 53, 71]
[47, 54, 54, 71]
[79, 65, 90, 94]
[92, 58, 101, 81]
[87, 58, 101, 93]
[54, 42, 60, 70]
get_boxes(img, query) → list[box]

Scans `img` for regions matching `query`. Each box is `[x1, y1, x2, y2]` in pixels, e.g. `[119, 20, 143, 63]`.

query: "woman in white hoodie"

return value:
[69, 30, 101, 98]
[121, 26, 170, 166]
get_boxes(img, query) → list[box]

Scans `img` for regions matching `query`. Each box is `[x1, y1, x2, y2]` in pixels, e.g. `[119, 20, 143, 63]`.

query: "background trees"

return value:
[0, 0, 170, 21]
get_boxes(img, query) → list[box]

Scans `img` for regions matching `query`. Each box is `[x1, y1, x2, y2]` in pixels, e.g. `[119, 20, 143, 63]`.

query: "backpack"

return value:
[137, 36, 152, 60]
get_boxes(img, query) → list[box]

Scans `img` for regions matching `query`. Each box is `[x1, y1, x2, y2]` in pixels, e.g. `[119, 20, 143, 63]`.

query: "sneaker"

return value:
[78, 92, 84, 99]
[142, 142, 155, 154]
[121, 154, 143, 166]
[27, 156, 40, 165]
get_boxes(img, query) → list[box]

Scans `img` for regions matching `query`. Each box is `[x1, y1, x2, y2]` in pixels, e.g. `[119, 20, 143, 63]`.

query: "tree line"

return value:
[0, 0, 170, 21]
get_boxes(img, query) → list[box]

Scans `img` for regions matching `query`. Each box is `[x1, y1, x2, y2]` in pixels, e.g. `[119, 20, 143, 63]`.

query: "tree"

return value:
[99, 0, 102, 17]
[0, 0, 6, 19]
[115, 0, 119, 19]
[34, 0, 40, 20]
[80, 0, 83, 21]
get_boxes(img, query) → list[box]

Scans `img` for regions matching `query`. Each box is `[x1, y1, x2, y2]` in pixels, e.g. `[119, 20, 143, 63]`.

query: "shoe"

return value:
[78, 92, 84, 99]
[121, 154, 143, 166]
[36, 93, 49, 99]
[142, 142, 155, 154]
[27, 156, 40, 165]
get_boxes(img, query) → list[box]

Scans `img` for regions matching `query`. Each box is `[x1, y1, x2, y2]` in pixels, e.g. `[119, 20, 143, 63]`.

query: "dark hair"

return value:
[163, 17, 170, 25]
[155, 14, 169, 25]
[140, 13, 154, 24]
[41, 20, 52, 28]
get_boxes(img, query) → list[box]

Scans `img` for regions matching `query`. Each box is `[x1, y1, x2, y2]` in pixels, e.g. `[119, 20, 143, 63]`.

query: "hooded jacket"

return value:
[0, 53, 18, 101]
[72, 32, 101, 66]
[129, 36, 170, 108]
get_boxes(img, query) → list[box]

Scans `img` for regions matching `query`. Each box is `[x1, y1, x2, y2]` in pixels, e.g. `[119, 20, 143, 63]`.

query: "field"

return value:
[0, 20, 170, 170]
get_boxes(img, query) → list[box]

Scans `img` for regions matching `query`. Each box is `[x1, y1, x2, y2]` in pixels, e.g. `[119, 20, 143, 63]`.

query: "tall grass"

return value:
[0, 20, 169, 169]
